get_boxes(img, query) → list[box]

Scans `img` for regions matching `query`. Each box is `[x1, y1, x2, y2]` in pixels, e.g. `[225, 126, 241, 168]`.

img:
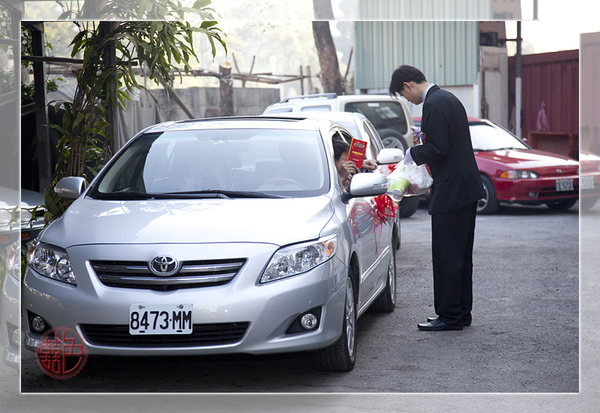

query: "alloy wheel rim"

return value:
[478, 185, 489, 211]
[345, 279, 356, 358]
[389, 254, 396, 305]
[382, 137, 403, 149]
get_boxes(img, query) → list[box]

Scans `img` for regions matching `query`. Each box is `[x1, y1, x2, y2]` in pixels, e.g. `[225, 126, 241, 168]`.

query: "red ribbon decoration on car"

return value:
[372, 194, 397, 230]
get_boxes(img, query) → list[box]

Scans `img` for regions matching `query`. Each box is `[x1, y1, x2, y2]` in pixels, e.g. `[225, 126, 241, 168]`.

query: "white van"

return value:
[263, 93, 415, 152]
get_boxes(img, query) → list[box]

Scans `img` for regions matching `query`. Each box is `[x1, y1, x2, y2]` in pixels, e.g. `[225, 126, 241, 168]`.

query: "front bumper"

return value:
[494, 175, 581, 203]
[2, 270, 20, 368]
[23, 242, 348, 356]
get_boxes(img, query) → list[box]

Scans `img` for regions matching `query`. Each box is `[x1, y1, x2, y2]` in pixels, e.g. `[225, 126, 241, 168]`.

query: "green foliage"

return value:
[44, 2, 226, 219]
[22, 78, 64, 105]
[21, 25, 65, 104]
[57, 0, 218, 21]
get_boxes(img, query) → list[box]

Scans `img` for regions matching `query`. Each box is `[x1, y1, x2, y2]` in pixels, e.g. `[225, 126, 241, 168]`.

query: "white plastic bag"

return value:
[386, 158, 433, 200]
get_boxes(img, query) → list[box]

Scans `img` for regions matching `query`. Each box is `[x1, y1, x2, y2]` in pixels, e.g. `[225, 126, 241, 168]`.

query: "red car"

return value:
[413, 117, 600, 214]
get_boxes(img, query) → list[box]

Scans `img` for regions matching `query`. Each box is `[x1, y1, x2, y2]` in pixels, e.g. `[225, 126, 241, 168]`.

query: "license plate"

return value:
[556, 179, 574, 192]
[581, 175, 595, 190]
[129, 303, 193, 335]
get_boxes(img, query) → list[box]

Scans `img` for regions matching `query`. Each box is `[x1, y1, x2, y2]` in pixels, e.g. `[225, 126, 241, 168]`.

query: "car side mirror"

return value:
[377, 148, 404, 165]
[342, 173, 389, 203]
[55, 177, 86, 199]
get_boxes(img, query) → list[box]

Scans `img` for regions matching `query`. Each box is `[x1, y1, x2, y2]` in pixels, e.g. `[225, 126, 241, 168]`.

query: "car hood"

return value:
[42, 196, 336, 248]
[475, 149, 578, 171]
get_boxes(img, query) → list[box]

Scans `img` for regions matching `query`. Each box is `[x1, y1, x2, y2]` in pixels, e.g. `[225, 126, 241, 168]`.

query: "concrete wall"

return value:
[117, 87, 280, 148]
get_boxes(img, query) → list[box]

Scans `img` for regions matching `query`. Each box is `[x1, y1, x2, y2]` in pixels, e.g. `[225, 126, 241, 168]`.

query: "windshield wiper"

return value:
[94, 189, 286, 200]
[93, 190, 174, 200]
[166, 190, 286, 199]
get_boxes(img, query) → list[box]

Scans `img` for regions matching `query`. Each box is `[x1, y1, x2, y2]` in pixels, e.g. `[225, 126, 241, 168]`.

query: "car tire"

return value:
[372, 243, 397, 312]
[393, 219, 401, 250]
[398, 196, 419, 218]
[378, 129, 408, 152]
[546, 199, 578, 210]
[311, 274, 357, 372]
[477, 175, 500, 215]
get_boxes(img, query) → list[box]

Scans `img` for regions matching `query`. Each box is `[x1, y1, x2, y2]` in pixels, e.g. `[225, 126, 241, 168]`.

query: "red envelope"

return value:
[348, 138, 367, 168]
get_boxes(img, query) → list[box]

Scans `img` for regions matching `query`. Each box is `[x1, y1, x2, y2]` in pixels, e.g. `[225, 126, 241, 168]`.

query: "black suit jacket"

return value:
[410, 85, 484, 214]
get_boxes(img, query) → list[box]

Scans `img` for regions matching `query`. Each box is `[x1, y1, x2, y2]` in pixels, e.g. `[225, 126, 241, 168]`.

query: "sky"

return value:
[511, 0, 600, 53]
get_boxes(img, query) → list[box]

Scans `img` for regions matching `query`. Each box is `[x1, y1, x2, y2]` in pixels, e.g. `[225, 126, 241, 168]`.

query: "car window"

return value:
[344, 101, 408, 134]
[361, 120, 383, 157]
[300, 105, 332, 112]
[470, 123, 529, 151]
[264, 107, 293, 113]
[91, 128, 330, 199]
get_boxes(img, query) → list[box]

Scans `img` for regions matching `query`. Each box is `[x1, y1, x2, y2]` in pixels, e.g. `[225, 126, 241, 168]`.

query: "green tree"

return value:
[43, 0, 226, 219]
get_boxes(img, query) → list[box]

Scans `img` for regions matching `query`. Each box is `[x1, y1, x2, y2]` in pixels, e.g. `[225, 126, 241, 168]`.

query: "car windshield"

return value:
[345, 101, 408, 134]
[89, 128, 330, 199]
[469, 122, 529, 151]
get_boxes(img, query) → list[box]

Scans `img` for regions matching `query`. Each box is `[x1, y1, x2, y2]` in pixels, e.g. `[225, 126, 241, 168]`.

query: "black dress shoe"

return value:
[418, 318, 463, 331]
[427, 316, 471, 327]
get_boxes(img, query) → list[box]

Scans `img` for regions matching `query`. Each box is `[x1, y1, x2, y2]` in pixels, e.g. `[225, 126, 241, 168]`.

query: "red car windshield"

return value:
[469, 122, 529, 152]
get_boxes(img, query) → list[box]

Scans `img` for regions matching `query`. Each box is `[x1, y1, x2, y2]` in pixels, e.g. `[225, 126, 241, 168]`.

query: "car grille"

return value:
[80, 323, 250, 348]
[90, 259, 246, 291]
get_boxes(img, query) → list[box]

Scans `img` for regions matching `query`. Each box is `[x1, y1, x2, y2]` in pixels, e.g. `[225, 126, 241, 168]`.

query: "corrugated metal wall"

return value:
[508, 50, 579, 140]
[357, 0, 493, 20]
[580, 32, 600, 154]
[354, 21, 480, 90]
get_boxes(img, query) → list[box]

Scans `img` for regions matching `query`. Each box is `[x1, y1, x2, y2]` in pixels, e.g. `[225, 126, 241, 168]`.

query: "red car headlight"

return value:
[500, 170, 539, 179]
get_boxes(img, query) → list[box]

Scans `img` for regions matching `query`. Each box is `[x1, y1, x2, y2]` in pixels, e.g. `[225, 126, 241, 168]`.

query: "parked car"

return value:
[413, 118, 598, 214]
[1, 187, 46, 368]
[263, 93, 415, 152]
[264, 111, 412, 223]
[23, 116, 403, 372]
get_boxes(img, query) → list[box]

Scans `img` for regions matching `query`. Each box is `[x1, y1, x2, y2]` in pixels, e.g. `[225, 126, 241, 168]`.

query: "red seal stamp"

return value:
[34, 326, 88, 380]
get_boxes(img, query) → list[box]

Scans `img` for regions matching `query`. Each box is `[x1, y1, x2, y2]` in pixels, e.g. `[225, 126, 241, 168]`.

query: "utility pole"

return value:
[515, 21, 522, 140]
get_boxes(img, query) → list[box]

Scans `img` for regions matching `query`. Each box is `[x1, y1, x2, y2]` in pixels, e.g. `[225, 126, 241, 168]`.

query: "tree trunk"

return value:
[312, 21, 347, 95]
[219, 61, 234, 116]
[313, 0, 334, 19]
[311, 0, 349, 95]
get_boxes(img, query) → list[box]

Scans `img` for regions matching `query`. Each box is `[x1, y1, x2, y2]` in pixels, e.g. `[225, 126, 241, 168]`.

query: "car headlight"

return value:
[27, 239, 76, 285]
[500, 170, 539, 179]
[6, 240, 21, 280]
[260, 235, 338, 284]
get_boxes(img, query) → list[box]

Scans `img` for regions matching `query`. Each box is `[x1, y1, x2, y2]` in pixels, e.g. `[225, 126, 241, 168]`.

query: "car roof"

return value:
[277, 93, 396, 104]
[140, 116, 326, 134]
[263, 111, 368, 123]
[412, 116, 489, 125]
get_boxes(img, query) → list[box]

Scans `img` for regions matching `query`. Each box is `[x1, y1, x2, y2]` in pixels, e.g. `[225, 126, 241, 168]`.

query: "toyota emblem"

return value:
[149, 256, 179, 276]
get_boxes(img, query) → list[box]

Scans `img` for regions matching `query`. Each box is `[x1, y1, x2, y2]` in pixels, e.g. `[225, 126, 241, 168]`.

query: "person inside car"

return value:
[333, 138, 377, 190]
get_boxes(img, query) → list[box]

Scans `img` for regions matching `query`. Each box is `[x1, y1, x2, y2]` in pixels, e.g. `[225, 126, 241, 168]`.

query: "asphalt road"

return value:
[4, 200, 595, 412]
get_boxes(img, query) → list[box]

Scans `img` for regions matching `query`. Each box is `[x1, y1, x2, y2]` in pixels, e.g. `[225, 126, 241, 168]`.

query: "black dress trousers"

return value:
[430, 201, 478, 326]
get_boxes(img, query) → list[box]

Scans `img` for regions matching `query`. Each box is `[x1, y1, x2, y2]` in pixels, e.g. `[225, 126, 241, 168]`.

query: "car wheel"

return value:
[398, 196, 419, 218]
[477, 175, 500, 215]
[378, 129, 408, 152]
[372, 244, 397, 312]
[546, 199, 578, 210]
[311, 274, 357, 372]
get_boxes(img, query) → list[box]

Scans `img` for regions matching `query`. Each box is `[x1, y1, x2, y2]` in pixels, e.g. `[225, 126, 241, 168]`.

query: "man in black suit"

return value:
[389, 65, 484, 331]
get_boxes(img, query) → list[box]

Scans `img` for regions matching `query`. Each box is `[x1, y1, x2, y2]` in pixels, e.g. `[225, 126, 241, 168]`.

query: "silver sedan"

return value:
[23, 116, 402, 371]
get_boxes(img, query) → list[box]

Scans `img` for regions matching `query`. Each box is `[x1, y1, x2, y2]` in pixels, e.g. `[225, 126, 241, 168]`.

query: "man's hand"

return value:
[404, 147, 414, 163]
[340, 161, 358, 190]
[362, 159, 378, 171]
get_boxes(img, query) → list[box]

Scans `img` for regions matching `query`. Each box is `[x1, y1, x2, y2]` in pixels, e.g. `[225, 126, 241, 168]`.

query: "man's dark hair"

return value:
[389, 65, 427, 97]
[332, 137, 350, 161]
